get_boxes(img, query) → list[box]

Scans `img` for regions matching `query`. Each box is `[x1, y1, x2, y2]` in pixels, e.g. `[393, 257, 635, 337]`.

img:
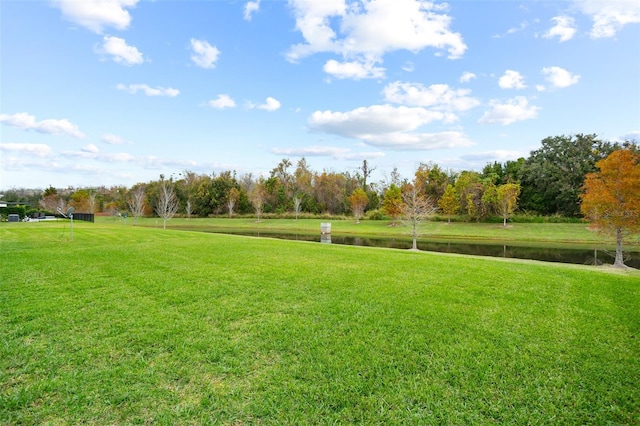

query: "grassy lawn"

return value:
[128, 216, 640, 250]
[2, 221, 639, 424]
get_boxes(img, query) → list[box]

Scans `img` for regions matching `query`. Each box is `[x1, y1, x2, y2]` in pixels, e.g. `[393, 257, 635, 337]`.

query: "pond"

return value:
[194, 229, 640, 269]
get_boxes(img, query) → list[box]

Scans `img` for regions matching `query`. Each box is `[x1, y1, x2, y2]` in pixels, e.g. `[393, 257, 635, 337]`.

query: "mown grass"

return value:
[126, 216, 640, 250]
[1, 221, 639, 424]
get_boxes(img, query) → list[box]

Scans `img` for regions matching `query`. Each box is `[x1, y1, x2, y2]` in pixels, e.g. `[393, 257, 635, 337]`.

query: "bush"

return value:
[0, 205, 27, 220]
[365, 209, 389, 220]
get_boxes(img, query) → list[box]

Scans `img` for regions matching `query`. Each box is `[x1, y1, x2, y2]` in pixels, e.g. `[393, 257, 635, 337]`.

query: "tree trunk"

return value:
[614, 227, 625, 268]
[412, 224, 418, 250]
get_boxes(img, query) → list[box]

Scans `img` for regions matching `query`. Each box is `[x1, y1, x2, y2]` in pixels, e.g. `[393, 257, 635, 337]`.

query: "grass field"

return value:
[2, 221, 639, 424]
[125, 216, 640, 250]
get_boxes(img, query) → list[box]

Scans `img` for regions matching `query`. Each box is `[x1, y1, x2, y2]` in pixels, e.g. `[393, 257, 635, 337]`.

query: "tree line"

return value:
[2, 134, 638, 222]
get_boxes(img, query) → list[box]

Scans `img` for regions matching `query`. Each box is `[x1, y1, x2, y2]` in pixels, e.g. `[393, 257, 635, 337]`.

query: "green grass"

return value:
[127, 216, 639, 250]
[2, 221, 639, 424]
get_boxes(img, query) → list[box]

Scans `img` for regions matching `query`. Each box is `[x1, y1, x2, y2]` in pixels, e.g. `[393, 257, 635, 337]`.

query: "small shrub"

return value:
[365, 209, 389, 220]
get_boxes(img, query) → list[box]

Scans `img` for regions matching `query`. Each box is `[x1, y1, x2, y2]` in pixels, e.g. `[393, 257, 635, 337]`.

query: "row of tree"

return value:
[3, 134, 638, 223]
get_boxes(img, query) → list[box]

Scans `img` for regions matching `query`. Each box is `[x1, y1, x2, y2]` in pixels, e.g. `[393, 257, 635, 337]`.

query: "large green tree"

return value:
[520, 134, 617, 216]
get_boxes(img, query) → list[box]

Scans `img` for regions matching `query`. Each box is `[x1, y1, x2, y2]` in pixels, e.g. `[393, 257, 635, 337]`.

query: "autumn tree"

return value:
[401, 182, 437, 250]
[438, 184, 459, 223]
[40, 185, 64, 213]
[69, 189, 91, 212]
[580, 149, 640, 268]
[496, 183, 521, 227]
[348, 188, 369, 223]
[382, 184, 404, 225]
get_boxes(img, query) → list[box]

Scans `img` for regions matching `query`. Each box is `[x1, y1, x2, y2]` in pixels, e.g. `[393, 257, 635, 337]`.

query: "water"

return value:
[195, 229, 640, 268]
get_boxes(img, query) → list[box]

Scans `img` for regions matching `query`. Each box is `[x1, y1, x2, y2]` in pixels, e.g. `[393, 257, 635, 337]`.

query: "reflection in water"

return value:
[191, 229, 639, 268]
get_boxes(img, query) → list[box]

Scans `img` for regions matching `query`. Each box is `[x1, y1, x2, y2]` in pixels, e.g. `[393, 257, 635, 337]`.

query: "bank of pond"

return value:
[169, 227, 640, 269]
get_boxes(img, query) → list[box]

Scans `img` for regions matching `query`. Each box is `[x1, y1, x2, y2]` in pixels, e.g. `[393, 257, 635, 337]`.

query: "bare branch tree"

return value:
[250, 183, 265, 222]
[293, 194, 302, 220]
[402, 183, 437, 250]
[128, 186, 146, 225]
[155, 180, 179, 229]
[88, 191, 97, 214]
[185, 199, 192, 219]
[227, 188, 239, 218]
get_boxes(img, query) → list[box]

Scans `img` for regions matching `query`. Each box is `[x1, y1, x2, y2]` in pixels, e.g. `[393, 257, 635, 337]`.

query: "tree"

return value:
[401, 182, 437, 250]
[496, 183, 521, 227]
[415, 162, 451, 200]
[127, 185, 146, 225]
[87, 190, 98, 214]
[348, 188, 369, 223]
[438, 184, 459, 223]
[40, 185, 64, 213]
[520, 134, 617, 216]
[250, 180, 265, 222]
[358, 159, 376, 190]
[293, 195, 302, 220]
[155, 178, 179, 229]
[227, 187, 239, 218]
[580, 149, 640, 268]
[185, 199, 193, 219]
[382, 184, 403, 225]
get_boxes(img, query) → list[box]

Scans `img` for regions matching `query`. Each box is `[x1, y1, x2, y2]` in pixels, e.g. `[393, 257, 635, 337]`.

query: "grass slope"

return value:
[130, 217, 640, 250]
[1, 222, 639, 424]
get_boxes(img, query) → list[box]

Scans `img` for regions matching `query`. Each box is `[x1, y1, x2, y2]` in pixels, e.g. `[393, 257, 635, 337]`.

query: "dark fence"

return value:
[72, 213, 94, 223]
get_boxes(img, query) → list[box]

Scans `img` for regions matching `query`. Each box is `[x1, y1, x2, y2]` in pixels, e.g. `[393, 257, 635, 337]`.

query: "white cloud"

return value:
[576, 0, 640, 38]
[53, 0, 138, 33]
[307, 104, 472, 150]
[102, 133, 130, 145]
[498, 70, 526, 89]
[479, 97, 540, 125]
[62, 149, 135, 162]
[116, 84, 180, 97]
[249, 97, 281, 112]
[190, 39, 220, 69]
[309, 104, 451, 137]
[97, 36, 144, 65]
[244, 0, 260, 21]
[361, 131, 474, 151]
[620, 130, 640, 141]
[402, 61, 415, 72]
[541, 66, 580, 88]
[287, 0, 467, 79]
[460, 149, 525, 162]
[208, 94, 236, 109]
[323, 59, 385, 80]
[0, 112, 85, 138]
[493, 21, 528, 38]
[0, 143, 54, 157]
[543, 16, 577, 42]
[459, 71, 476, 83]
[383, 81, 480, 113]
[82, 144, 99, 153]
[271, 145, 384, 160]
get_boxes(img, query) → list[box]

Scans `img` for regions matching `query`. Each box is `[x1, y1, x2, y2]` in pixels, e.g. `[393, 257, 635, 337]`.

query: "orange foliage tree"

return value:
[348, 188, 369, 223]
[580, 149, 640, 268]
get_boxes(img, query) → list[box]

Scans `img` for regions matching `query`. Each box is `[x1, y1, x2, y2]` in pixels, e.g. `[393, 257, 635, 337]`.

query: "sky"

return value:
[1, 0, 639, 190]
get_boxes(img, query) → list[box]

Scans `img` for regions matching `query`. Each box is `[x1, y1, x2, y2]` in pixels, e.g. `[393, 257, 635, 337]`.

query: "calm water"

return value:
[193, 229, 640, 268]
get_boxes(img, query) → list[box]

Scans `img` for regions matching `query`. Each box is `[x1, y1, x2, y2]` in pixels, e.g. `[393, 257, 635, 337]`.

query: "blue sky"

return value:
[1, 0, 639, 190]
